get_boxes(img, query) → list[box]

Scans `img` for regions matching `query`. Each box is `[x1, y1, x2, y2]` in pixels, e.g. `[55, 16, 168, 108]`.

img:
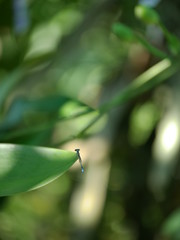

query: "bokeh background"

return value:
[0, 0, 180, 239]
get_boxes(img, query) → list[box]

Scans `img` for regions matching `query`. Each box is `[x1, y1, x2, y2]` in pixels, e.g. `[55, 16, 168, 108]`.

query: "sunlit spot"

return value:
[81, 192, 97, 216]
[70, 159, 110, 228]
[152, 111, 180, 164]
[161, 121, 178, 152]
[149, 112, 180, 195]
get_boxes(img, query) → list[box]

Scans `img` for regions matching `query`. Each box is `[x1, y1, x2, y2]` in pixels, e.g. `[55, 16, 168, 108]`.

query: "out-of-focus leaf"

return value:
[161, 208, 180, 239]
[0, 96, 92, 142]
[0, 69, 24, 110]
[0, 144, 77, 196]
[0, 95, 70, 131]
[128, 101, 160, 146]
[135, 5, 160, 24]
[112, 23, 135, 41]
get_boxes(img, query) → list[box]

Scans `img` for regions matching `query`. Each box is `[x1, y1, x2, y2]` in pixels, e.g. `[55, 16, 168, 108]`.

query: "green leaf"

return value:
[135, 5, 160, 25]
[112, 23, 135, 41]
[0, 144, 77, 196]
[161, 208, 180, 238]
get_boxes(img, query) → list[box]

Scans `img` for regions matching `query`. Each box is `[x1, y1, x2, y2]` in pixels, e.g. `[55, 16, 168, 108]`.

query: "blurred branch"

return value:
[159, 22, 180, 55]
[99, 58, 180, 113]
[1, 108, 93, 141]
[134, 31, 168, 59]
[55, 58, 180, 145]
[53, 113, 102, 147]
[113, 23, 168, 59]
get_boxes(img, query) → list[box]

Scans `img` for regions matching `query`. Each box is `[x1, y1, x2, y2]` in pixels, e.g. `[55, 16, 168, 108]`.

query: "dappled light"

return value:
[70, 163, 110, 228]
[160, 120, 179, 153]
[0, 0, 180, 239]
[149, 107, 180, 197]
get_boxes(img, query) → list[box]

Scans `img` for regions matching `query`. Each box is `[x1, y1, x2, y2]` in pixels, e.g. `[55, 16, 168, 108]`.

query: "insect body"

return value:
[75, 149, 84, 173]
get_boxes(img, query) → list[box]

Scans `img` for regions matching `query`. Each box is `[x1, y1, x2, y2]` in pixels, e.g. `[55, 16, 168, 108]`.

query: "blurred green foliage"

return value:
[0, 0, 180, 239]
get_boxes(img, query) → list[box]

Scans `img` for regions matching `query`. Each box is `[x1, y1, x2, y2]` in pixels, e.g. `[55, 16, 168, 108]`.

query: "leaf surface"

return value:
[0, 144, 77, 196]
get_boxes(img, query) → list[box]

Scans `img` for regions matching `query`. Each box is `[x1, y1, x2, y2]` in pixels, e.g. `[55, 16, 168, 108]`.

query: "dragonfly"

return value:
[75, 149, 84, 173]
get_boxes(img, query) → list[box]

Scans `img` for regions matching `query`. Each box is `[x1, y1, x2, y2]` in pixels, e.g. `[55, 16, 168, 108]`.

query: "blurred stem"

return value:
[159, 22, 180, 55]
[1, 109, 93, 140]
[53, 114, 103, 147]
[134, 32, 168, 59]
[99, 58, 180, 113]
[56, 58, 180, 145]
